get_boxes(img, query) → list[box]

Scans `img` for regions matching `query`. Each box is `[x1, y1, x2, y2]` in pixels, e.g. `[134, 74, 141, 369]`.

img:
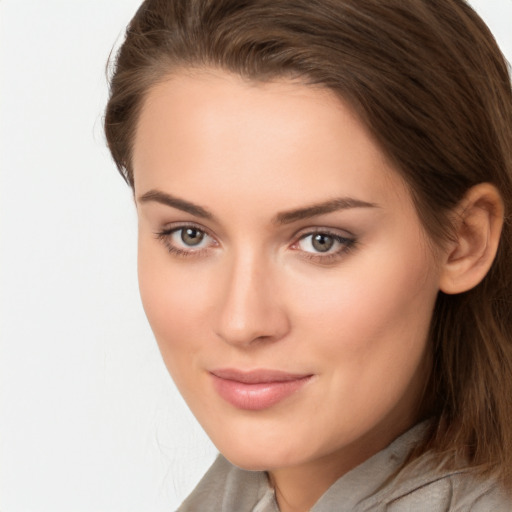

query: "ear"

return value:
[439, 183, 504, 295]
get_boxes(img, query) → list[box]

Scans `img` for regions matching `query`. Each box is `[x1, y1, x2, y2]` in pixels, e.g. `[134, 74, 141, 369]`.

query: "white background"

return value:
[0, 1, 511, 511]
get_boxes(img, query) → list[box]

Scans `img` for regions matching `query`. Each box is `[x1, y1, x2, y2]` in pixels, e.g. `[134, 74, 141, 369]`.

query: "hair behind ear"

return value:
[422, 181, 512, 486]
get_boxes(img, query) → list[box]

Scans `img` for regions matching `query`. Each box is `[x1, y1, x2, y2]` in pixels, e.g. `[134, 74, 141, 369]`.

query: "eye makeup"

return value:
[155, 222, 217, 258]
[293, 229, 357, 264]
[155, 223, 357, 264]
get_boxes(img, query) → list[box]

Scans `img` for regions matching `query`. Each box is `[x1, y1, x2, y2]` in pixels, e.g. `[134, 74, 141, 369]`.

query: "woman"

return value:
[104, 0, 512, 510]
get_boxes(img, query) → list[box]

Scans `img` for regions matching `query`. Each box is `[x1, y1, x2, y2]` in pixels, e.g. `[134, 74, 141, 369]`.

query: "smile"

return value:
[209, 369, 313, 411]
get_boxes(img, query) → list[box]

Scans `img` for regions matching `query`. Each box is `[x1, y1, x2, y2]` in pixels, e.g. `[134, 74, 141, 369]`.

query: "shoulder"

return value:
[382, 461, 512, 512]
[311, 422, 511, 512]
[176, 455, 229, 511]
[357, 422, 512, 511]
[176, 454, 276, 512]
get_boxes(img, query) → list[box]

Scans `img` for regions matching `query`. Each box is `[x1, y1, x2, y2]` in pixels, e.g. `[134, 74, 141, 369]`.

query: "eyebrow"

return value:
[138, 189, 214, 219]
[274, 197, 378, 225]
[137, 189, 377, 224]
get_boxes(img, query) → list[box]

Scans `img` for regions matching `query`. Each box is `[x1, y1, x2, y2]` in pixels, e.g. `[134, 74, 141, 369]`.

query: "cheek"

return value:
[280, 244, 439, 442]
[290, 240, 439, 376]
[137, 238, 212, 365]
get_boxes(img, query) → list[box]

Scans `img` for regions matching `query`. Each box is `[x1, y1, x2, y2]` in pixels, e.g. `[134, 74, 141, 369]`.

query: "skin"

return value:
[133, 69, 446, 512]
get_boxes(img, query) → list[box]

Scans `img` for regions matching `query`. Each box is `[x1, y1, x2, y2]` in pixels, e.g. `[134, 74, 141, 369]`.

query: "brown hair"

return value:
[105, 0, 512, 488]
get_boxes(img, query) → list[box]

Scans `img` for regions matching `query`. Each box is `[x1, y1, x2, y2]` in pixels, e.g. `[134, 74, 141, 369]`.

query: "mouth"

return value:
[209, 368, 313, 411]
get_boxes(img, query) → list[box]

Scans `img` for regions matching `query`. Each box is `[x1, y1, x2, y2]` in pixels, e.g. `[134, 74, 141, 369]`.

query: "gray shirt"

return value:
[177, 423, 511, 511]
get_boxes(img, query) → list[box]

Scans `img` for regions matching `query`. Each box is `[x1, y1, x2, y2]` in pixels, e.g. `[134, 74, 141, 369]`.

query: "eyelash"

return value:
[154, 224, 357, 263]
[155, 223, 215, 258]
[293, 230, 356, 264]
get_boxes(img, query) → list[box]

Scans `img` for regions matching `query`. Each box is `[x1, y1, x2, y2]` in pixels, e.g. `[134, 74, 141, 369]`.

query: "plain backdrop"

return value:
[0, 1, 511, 511]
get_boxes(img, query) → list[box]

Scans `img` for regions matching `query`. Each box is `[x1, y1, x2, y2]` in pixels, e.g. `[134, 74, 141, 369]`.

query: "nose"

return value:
[214, 251, 291, 348]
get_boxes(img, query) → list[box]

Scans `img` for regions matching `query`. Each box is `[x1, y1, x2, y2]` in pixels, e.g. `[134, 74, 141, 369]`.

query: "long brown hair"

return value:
[104, 0, 512, 488]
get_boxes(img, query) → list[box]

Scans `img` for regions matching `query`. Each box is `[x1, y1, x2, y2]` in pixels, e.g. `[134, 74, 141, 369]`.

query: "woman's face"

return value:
[133, 70, 443, 472]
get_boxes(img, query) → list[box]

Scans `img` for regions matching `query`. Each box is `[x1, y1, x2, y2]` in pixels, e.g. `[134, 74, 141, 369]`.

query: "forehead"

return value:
[133, 70, 410, 215]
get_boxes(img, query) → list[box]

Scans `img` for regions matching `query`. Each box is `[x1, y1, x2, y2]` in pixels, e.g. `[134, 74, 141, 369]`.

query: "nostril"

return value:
[214, 305, 291, 348]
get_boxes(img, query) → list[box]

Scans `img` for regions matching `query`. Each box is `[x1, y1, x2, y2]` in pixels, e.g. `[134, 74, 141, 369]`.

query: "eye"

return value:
[177, 227, 206, 247]
[155, 224, 215, 256]
[294, 230, 356, 261]
[301, 233, 336, 253]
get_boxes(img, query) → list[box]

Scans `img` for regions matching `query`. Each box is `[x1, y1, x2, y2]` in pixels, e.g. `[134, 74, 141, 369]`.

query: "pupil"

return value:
[312, 234, 334, 252]
[181, 228, 204, 246]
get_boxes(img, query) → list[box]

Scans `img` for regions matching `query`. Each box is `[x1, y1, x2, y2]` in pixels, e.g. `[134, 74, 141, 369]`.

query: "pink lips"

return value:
[210, 368, 313, 410]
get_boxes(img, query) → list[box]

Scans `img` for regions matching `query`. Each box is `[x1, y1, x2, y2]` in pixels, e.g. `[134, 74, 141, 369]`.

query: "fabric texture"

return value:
[177, 423, 511, 511]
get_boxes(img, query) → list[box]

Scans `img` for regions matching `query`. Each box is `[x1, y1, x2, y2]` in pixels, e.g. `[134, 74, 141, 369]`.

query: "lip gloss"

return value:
[210, 369, 313, 410]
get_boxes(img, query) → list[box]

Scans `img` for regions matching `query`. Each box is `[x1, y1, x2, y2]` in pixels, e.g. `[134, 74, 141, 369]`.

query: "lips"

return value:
[210, 368, 313, 410]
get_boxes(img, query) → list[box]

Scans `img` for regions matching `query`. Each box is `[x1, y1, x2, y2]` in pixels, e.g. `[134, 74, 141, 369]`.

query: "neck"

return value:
[267, 416, 419, 512]
[268, 455, 353, 512]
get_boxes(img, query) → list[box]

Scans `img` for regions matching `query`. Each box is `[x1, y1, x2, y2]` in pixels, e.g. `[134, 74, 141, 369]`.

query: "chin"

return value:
[220, 446, 299, 472]
[207, 424, 315, 472]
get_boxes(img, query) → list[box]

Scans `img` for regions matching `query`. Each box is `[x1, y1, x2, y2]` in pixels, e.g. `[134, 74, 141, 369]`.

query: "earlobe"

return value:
[439, 183, 504, 295]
